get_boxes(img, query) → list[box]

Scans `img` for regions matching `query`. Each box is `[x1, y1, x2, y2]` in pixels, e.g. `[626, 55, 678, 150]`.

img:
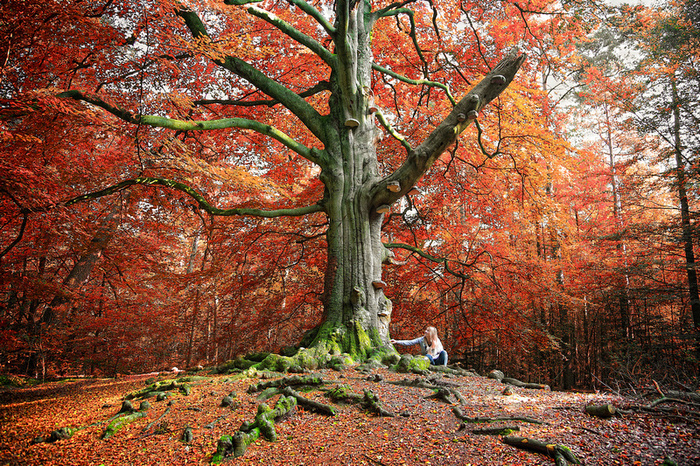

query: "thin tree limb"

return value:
[384, 242, 494, 279]
[192, 81, 331, 107]
[379, 8, 429, 76]
[370, 50, 525, 206]
[371, 62, 456, 105]
[247, 6, 333, 65]
[286, 0, 336, 35]
[374, 110, 412, 152]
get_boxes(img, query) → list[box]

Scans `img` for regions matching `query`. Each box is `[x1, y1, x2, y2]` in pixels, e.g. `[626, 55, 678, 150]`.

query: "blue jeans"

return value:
[427, 350, 448, 366]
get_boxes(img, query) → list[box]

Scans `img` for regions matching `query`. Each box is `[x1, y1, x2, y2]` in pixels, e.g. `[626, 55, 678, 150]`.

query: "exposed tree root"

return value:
[247, 374, 325, 393]
[429, 365, 479, 377]
[326, 384, 365, 403]
[425, 387, 455, 404]
[181, 426, 194, 442]
[281, 386, 336, 416]
[363, 389, 395, 417]
[204, 415, 229, 429]
[32, 399, 149, 444]
[141, 406, 171, 435]
[389, 377, 438, 390]
[124, 379, 191, 400]
[471, 425, 520, 435]
[453, 406, 544, 425]
[102, 410, 147, 440]
[485, 370, 549, 390]
[31, 427, 75, 444]
[502, 377, 550, 391]
[212, 394, 297, 462]
[502, 436, 581, 465]
[389, 375, 460, 390]
[450, 387, 467, 405]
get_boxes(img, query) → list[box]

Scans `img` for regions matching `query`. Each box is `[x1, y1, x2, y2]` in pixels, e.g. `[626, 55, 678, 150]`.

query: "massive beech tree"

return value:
[9, 0, 523, 357]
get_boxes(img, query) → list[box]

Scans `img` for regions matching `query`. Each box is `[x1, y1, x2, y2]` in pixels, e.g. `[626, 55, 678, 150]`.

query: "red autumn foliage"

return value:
[0, 0, 698, 394]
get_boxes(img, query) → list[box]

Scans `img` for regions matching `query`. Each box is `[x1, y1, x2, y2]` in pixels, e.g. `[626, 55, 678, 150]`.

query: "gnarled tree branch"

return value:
[63, 177, 324, 219]
[370, 50, 526, 207]
[57, 90, 320, 165]
[176, 6, 328, 143]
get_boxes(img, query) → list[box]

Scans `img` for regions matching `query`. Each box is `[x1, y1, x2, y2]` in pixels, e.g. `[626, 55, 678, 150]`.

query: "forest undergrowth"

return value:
[1, 365, 698, 465]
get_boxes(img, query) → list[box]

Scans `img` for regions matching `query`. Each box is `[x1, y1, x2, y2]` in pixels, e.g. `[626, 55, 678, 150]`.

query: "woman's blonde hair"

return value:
[425, 326, 438, 346]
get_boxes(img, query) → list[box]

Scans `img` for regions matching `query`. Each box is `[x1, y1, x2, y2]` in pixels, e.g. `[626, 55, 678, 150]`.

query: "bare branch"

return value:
[371, 62, 456, 105]
[374, 0, 419, 19]
[0, 190, 28, 261]
[384, 242, 491, 280]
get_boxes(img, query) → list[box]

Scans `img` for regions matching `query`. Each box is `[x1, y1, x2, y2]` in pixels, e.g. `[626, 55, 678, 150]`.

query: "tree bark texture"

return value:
[41, 202, 121, 325]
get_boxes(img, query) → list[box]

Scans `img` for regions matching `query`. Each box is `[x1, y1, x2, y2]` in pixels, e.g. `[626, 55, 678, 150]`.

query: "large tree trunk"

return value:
[314, 3, 389, 350]
[61, 2, 525, 363]
[313, 3, 524, 355]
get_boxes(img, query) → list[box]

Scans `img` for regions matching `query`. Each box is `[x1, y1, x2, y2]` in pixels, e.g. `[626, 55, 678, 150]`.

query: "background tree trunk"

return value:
[671, 79, 700, 351]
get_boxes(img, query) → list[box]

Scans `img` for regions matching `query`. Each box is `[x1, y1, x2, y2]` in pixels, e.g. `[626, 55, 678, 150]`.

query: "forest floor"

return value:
[0, 365, 698, 466]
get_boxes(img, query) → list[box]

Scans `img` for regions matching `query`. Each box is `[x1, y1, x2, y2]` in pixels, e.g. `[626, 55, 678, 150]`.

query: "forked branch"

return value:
[384, 242, 493, 280]
[176, 6, 327, 142]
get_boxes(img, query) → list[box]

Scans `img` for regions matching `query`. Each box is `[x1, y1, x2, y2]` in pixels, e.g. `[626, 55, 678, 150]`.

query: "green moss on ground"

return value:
[395, 354, 430, 374]
[216, 322, 400, 375]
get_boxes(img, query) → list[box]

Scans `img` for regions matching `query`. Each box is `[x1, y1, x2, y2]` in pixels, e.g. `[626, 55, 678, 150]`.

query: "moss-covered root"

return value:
[31, 427, 76, 444]
[326, 384, 364, 404]
[124, 379, 191, 400]
[425, 387, 454, 404]
[395, 354, 430, 374]
[102, 411, 147, 440]
[471, 426, 520, 436]
[362, 389, 395, 417]
[281, 386, 336, 416]
[502, 436, 581, 465]
[211, 395, 298, 463]
[247, 374, 325, 393]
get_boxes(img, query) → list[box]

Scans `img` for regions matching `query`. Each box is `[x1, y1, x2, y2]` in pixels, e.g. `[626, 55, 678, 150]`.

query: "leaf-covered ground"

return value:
[1, 366, 698, 465]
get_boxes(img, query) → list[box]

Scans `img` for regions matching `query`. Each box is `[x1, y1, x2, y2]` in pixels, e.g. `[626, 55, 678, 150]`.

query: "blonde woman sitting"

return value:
[391, 326, 448, 366]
